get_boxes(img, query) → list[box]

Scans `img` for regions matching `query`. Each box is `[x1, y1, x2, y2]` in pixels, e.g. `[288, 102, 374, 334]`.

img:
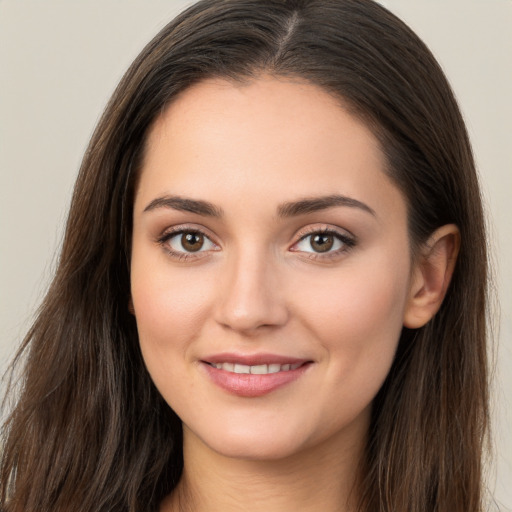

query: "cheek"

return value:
[297, 259, 407, 337]
[291, 254, 410, 395]
[130, 251, 216, 369]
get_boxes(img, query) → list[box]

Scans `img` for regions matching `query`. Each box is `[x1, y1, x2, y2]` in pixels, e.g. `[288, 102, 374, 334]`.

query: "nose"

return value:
[214, 248, 289, 335]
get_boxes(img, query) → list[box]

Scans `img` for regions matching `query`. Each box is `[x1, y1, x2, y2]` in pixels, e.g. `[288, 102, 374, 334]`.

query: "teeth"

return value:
[268, 364, 281, 374]
[210, 362, 303, 374]
[250, 364, 268, 374]
[234, 364, 250, 374]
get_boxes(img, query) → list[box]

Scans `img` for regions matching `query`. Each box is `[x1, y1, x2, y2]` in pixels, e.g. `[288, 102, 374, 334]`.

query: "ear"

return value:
[403, 224, 460, 329]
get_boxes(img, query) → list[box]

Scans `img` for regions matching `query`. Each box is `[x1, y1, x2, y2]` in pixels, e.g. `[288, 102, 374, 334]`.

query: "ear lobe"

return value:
[128, 296, 135, 315]
[403, 224, 460, 329]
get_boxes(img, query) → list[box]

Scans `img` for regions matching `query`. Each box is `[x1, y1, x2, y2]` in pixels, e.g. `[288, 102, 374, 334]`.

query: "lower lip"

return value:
[202, 362, 312, 397]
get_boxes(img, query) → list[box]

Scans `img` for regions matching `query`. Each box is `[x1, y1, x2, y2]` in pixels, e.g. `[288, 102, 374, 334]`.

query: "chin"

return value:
[185, 422, 314, 462]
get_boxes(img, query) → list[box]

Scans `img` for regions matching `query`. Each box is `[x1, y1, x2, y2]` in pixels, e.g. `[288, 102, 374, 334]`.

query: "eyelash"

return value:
[157, 225, 218, 261]
[291, 227, 356, 261]
[156, 225, 356, 262]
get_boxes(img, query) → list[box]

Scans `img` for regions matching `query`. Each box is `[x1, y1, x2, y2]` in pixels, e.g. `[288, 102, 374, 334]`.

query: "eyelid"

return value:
[294, 224, 355, 240]
[289, 225, 356, 258]
[156, 224, 220, 260]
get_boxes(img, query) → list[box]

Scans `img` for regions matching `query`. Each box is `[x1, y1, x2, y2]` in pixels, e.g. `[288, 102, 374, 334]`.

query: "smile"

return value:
[201, 356, 312, 397]
[207, 362, 303, 374]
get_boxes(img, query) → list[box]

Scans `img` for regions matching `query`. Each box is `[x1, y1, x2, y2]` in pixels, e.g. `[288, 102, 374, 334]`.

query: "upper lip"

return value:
[202, 353, 312, 366]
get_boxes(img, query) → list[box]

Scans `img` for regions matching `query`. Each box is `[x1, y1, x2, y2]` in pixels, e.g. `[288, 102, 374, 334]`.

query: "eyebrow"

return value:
[143, 193, 375, 218]
[143, 195, 224, 217]
[277, 194, 376, 217]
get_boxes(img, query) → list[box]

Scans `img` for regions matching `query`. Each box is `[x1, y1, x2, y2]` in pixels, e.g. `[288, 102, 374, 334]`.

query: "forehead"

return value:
[145, 76, 380, 167]
[135, 76, 404, 223]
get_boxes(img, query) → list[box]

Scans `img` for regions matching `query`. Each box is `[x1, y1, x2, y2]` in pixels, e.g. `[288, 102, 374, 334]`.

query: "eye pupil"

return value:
[181, 232, 204, 252]
[311, 234, 334, 253]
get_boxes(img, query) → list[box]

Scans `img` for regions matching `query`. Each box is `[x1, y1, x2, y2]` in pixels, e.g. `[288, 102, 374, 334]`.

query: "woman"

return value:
[0, 1, 490, 511]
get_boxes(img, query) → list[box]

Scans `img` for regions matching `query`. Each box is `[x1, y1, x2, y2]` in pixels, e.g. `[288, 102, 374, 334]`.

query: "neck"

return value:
[161, 424, 366, 512]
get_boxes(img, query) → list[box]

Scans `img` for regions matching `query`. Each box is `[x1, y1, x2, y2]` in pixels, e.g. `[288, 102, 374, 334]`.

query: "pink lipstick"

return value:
[200, 353, 312, 397]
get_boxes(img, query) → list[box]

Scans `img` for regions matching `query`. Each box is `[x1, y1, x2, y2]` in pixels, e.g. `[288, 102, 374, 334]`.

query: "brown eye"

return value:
[181, 232, 204, 252]
[165, 230, 216, 255]
[292, 230, 354, 256]
[310, 234, 334, 253]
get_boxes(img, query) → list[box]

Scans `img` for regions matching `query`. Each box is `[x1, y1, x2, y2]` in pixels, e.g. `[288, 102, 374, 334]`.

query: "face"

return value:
[131, 76, 414, 461]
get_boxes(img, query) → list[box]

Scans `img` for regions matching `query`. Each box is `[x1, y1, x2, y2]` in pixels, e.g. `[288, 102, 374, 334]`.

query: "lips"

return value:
[207, 362, 303, 374]
[200, 353, 312, 397]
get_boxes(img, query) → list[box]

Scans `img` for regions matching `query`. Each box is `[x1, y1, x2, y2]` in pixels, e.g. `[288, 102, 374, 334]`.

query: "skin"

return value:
[130, 76, 459, 512]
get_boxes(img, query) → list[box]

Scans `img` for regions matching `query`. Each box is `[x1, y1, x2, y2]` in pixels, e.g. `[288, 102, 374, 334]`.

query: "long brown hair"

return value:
[1, 1, 489, 511]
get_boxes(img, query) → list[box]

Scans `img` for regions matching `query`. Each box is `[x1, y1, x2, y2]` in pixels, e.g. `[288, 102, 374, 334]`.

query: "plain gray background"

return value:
[0, 0, 510, 508]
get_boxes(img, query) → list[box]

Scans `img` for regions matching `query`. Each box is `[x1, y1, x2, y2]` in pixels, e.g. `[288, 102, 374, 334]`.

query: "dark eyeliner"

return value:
[291, 226, 357, 260]
[155, 225, 216, 260]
